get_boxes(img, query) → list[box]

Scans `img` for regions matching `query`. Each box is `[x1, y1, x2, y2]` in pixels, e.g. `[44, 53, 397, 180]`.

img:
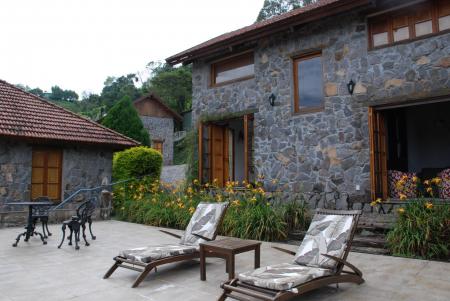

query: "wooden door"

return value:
[31, 149, 62, 201]
[210, 125, 229, 187]
[369, 108, 388, 200]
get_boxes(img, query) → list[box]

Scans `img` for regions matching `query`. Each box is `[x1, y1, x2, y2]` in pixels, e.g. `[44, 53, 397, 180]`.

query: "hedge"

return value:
[113, 146, 162, 181]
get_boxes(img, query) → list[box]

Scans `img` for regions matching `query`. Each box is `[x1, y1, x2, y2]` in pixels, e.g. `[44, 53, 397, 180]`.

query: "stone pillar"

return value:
[100, 190, 112, 220]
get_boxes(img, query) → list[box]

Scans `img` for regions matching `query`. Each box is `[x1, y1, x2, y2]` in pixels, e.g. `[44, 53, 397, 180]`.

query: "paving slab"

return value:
[0, 220, 449, 301]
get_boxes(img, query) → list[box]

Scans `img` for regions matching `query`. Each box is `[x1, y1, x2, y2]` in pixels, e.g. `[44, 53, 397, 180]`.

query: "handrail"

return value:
[52, 175, 151, 210]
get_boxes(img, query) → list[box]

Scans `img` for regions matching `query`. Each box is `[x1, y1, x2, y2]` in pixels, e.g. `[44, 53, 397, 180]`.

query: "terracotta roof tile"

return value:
[0, 79, 139, 148]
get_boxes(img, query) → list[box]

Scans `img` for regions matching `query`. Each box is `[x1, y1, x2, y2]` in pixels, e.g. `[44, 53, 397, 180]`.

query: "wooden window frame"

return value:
[292, 51, 325, 114]
[210, 51, 255, 87]
[368, 0, 450, 50]
[31, 148, 63, 202]
[152, 140, 163, 154]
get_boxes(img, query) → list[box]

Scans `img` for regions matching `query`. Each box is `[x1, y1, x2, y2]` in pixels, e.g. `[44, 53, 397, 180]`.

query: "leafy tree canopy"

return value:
[256, 0, 316, 22]
[49, 85, 79, 102]
[101, 95, 150, 146]
[100, 74, 142, 110]
[143, 62, 192, 113]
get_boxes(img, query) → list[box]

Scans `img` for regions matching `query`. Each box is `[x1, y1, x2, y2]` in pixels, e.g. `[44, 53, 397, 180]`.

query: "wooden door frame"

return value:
[31, 147, 63, 202]
[198, 113, 254, 184]
[369, 107, 388, 201]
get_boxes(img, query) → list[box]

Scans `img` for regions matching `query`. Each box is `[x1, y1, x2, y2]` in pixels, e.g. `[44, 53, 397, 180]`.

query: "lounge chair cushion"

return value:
[294, 213, 354, 269]
[238, 263, 332, 291]
[119, 244, 198, 263]
[179, 202, 228, 246]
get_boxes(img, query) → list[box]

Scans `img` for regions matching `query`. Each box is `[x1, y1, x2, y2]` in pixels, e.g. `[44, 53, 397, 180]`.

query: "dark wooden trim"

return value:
[368, 0, 450, 51]
[210, 75, 255, 88]
[198, 122, 203, 183]
[210, 51, 255, 88]
[292, 51, 324, 114]
[244, 114, 249, 182]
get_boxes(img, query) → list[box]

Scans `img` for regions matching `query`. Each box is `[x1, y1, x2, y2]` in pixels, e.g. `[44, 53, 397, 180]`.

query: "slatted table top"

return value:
[200, 237, 261, 252]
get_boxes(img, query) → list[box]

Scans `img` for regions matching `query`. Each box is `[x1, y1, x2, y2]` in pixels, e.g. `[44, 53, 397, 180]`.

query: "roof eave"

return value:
[166, 0, 372, 65]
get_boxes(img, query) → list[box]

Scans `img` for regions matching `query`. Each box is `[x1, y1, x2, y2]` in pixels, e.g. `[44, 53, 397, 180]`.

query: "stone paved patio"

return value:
[0, 220, 449, 301]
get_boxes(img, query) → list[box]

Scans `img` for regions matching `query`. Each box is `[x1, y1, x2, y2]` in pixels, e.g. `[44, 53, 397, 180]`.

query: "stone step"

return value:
[352, 234, 387, 248]
[351, 246, 390, 255]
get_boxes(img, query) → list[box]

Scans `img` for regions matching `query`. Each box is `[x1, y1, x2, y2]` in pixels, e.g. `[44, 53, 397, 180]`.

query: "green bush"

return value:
[279, 198, 311, 232]
[387, 199, 450, 260]
[113, 146, 162, 181]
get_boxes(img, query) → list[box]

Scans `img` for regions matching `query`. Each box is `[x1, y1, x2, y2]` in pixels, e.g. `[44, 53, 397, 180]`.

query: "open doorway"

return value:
[198, 114, 254, 187]
[370, 100, 450, 199]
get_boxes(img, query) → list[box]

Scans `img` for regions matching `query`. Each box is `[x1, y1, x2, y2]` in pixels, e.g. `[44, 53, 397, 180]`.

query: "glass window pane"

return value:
[415, 20, 433, 36]
[215, 64, 254, 84]
[297, 56, 323, 110]
[373, 32, 389, 47]
[439, 15, 450, 31]
[393, 27, 409, 42]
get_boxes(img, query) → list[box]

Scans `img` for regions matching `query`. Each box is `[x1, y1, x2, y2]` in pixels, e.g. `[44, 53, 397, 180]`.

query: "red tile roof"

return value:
[0, 79, 139, 149]
[166, 0, 370, 65]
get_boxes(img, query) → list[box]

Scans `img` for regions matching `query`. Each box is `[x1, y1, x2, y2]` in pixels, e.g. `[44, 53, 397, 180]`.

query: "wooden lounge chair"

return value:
[103, 202, 229, 288]
[218, 209, 363, 301]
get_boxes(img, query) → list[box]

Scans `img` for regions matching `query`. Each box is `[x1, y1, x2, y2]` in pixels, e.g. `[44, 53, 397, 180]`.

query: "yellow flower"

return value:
[412, 176, 419, 183]
[370, 201, 377, 207]
[189, 206, 195, 214]
[423, 180, 430, 186]
[397, 208, 405, 214]
[246, 184, 252, 189]
[250, 196, 257, 204]
[231, 200, 240, 207]
[432, 177, 442, 185]
[271, 179, 278, 185]
[177, 202, 185, 209]
[204, 183, 209, 188]
[399, 193, 407, 201]
[375, 198, 382, 203]
[425, 202, 433, 209]
[193, 179, 199, 185]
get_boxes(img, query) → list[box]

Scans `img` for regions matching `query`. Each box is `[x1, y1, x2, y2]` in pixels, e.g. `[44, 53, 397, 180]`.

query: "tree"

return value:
[49, 85, 79, 102]
[100, 74, 141, 110]
[256, 0, 316, 22]
[101, 95, 150, 145]
[143, 62, 192, 113]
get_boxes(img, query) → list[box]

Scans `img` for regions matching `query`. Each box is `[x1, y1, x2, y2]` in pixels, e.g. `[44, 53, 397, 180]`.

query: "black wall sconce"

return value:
[347, 79, 355, 95]
[268, 93, 276, 106]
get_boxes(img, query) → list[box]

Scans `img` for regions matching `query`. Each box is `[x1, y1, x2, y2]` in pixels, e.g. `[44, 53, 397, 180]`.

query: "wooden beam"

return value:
[198, 122, 203, 183]
[244, 114, 249, 182]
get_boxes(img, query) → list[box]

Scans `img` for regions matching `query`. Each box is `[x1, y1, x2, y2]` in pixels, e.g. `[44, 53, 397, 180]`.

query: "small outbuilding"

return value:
[133, 93, 182, 165]
[0, 79, 138, 218]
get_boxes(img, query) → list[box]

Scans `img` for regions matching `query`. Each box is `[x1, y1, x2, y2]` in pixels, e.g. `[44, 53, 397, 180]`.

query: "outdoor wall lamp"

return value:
[347, 79, 355, 95]
[268, 93, 276, 106]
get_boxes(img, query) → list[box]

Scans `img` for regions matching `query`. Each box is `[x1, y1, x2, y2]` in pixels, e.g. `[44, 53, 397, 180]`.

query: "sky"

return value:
[0, 0, 263, 96]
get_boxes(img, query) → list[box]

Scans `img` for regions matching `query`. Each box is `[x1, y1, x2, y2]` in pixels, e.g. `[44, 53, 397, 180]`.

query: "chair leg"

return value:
[132, 266, 154, 288]
[103, 261, 120, 279]
[42, 220, 48, 239]
[44, 217, 52, 236]
[58, 224, 66, 249]
[33, 231, 47, 245]
[12, 231, 27, 247]
[82, 224, 90, 246]
[68, 226, 73, 246]
[73, 224, 80, 250]
[88, 219, 96, 240]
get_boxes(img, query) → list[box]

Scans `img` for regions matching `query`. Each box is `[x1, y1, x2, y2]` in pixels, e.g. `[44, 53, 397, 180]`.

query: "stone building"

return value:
[0, 80, 138, 223]
[133, 93, 182, 165]
[166, 0, 450, 206]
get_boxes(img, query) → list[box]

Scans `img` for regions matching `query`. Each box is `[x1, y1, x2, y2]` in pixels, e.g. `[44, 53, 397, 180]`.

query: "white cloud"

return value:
[0, 0, 262, 95]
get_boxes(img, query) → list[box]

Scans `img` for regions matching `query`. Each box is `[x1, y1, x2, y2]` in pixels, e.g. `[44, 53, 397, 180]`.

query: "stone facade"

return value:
[0, 138, 113, 226]
[141, 116, 174, 165]
[191, 11, 450, 207]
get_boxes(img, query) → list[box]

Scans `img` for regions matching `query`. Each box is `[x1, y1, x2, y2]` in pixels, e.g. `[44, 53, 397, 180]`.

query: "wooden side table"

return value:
[199, 237, 261, 281]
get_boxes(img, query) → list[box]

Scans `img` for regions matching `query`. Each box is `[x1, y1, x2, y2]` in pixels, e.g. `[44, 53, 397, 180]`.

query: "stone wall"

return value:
[140, 116, 174, 165]
[191, 10, 450, 207]
[0, 139, 113, 226]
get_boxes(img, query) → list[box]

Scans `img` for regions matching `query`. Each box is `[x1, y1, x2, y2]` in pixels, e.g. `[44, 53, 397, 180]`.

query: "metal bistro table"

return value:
[7, 201, 53, 247]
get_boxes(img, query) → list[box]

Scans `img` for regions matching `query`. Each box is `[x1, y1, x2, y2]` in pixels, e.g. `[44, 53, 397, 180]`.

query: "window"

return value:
[211, 52, 254, 86]
[293, 52, 324, 113]
[152, 140, 163, 154]
[31, 149, 62, 201]
[369, 0, 450, 49]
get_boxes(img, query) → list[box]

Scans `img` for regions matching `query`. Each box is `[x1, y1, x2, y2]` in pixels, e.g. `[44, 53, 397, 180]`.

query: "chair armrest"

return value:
[159, 229, 182, 239]
[271, 246, 296, 256]
[321, 254, 363, 277]
[192, 233, 213, 241]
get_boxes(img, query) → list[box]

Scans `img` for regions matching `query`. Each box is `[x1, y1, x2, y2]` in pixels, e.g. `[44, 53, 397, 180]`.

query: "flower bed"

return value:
[113, 178, 310, 242]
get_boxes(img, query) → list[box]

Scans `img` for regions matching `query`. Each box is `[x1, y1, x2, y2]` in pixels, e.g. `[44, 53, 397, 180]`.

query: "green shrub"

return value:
[386, 199, 450, 260]
[102, 95, 150, 145]
[113, 146, 162, 181]
[279, 198, 311, 232]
